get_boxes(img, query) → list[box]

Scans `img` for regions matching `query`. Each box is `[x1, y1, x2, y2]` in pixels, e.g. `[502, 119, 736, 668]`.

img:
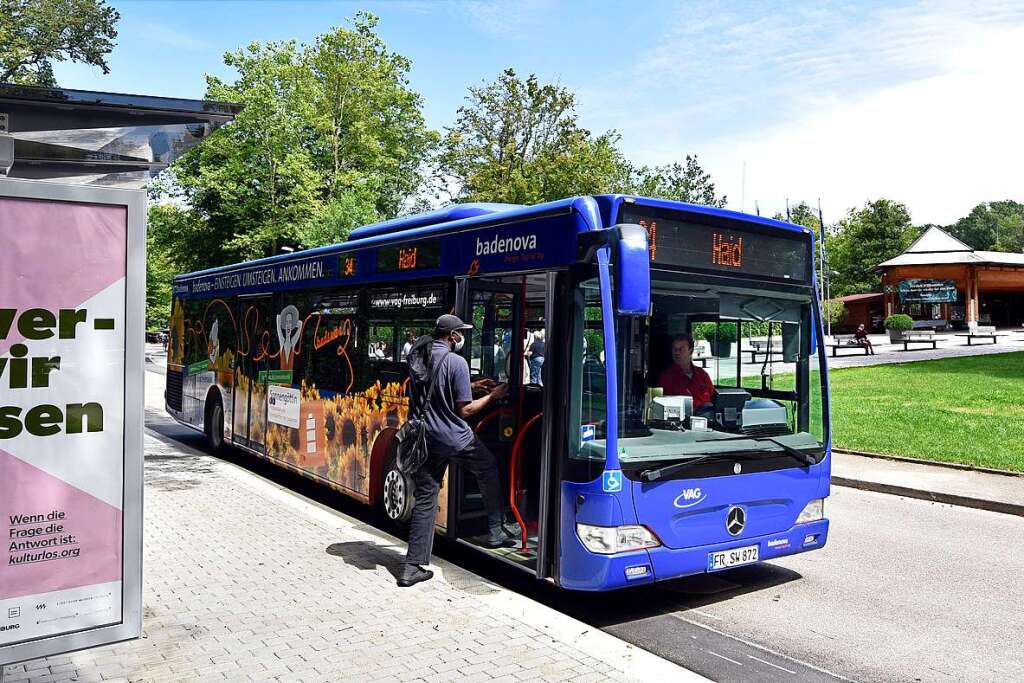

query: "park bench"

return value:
[955, 325, 1007, 345]
[826, 334, 873, 357]
[898, 330, 946, 351]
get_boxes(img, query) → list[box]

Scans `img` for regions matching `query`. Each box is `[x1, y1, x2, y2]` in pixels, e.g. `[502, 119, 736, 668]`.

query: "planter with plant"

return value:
[884, 314, 914, 342]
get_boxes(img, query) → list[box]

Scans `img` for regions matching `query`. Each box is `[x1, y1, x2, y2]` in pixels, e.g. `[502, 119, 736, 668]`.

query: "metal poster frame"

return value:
[0, 178, 144, 667]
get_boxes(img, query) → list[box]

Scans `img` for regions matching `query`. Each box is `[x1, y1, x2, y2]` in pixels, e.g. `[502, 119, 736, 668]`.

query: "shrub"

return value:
[822, 299, 847, 327]
[884, 314, 914, 331]
[692, 322, 737, 343]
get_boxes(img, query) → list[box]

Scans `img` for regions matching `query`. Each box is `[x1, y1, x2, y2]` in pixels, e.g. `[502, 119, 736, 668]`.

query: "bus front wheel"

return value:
[381, 452, 414, 523]
[204, 396, 225, 452]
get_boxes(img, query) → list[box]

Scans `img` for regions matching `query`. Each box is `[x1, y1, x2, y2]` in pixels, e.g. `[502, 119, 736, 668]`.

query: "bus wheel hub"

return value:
[384, 469, 406, 519]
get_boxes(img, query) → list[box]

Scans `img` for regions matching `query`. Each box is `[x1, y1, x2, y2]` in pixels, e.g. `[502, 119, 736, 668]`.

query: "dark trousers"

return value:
[404, 435, 504, 566]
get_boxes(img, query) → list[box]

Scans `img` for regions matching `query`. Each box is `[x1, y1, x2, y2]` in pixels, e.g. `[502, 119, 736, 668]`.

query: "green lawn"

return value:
[827, 352, 1024, 471]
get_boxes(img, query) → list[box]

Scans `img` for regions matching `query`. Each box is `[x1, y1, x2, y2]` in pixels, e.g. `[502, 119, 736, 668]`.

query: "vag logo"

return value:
[673, 487, 707, 508]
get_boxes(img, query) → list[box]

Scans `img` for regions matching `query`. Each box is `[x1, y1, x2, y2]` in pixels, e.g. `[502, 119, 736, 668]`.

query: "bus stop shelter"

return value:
[0, 82, 237, 670]
[0, 82, 240, 185]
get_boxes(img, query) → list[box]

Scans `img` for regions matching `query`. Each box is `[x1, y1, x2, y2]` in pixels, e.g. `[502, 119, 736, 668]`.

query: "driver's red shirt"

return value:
[656, 363, 714, 410]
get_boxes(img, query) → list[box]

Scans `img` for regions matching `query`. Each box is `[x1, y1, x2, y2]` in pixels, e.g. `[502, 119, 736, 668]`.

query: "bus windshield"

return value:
[573, 274, 827, 468]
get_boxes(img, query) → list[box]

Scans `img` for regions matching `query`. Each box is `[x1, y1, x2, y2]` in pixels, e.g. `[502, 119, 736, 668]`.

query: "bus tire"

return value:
[381, 451, 414, 524]
[204, 394, 225, 453]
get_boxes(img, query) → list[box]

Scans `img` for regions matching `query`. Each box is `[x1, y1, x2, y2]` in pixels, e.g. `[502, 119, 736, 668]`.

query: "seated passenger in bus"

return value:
[656, 333, 714, 411]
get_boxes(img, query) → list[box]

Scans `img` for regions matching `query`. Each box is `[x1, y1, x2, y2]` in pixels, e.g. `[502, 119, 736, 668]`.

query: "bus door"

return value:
[453, 275, 552, 573]
[233, 295, 273, 452]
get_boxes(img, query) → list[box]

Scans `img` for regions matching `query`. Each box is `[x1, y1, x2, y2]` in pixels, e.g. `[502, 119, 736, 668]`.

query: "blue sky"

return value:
[54, 0, 1024, 225]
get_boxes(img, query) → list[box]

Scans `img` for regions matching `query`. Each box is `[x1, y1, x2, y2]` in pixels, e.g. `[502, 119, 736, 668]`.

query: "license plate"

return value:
[707, 544, 759, 572]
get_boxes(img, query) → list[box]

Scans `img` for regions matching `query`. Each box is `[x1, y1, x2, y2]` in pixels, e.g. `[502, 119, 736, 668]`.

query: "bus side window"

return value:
[368, 324, 396, 362]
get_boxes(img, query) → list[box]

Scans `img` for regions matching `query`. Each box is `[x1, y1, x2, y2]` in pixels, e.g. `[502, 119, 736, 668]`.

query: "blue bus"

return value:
[165, 195, 830, 590]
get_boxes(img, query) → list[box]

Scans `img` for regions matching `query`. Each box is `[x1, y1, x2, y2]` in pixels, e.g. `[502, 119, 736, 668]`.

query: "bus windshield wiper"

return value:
[638, 438, 824, 482]
[758, 438, 824, 467]
[638, 438, 762, 482]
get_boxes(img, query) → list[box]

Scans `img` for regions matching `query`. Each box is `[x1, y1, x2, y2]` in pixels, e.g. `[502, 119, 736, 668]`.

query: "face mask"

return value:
[452, 331, 465, 352]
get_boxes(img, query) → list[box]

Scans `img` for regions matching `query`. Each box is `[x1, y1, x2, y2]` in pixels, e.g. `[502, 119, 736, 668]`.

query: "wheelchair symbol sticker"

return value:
[602, 470, 623, 492]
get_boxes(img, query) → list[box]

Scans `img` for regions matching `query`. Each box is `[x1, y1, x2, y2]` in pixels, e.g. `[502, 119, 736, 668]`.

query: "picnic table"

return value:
[826, 334, 873, 357]
[955, 327, 1008, 345]
[743, 340, 783, 363]
[691, 353, 714, 368]
[898, 331, 946, 351]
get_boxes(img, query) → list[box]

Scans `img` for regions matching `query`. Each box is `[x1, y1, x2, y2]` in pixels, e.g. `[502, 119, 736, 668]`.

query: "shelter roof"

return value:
[840, 292, 884, 303]
[905, 226, 972, 253]
[877, 225, 1024, 268]
[0, 82, 240, 188]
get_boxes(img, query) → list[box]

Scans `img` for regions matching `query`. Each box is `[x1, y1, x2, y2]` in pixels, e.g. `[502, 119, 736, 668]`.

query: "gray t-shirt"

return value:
[419, 340, 474, 451]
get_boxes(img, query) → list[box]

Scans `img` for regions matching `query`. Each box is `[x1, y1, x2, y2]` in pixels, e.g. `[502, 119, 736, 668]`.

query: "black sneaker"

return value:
[484, 527, 518, 549]
[397, 564, 434, 587]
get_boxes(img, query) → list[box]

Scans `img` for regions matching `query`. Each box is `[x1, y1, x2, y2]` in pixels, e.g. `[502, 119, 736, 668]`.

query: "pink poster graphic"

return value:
[0, 196, 127, 646]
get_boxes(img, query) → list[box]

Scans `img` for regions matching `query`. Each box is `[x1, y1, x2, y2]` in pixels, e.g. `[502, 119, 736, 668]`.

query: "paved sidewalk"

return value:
[831, 450, 1024, 517]
[823, 332, 1023, 369]
[3, 382, 703, 682]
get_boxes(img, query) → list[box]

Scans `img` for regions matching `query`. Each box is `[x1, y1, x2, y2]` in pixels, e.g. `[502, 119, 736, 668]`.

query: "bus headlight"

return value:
[796, 498, 825, 524]
[576, 523, 661, 554]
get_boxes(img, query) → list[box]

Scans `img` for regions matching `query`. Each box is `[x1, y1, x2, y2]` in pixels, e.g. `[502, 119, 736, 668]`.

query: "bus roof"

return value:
[174, 196, 597, 282]
[173, 194, 811, 283]
[594, 195, 811, 236]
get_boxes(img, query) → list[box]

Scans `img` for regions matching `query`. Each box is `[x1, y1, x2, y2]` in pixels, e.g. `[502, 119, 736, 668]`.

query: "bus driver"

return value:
[656, 333, 714, 412]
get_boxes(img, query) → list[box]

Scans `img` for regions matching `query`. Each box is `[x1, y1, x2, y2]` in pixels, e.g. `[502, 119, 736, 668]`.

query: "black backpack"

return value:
[395, 338, 449, 474]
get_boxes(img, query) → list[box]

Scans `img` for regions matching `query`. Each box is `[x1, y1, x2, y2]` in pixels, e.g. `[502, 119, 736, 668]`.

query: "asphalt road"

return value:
[144, 364, 1024, 682]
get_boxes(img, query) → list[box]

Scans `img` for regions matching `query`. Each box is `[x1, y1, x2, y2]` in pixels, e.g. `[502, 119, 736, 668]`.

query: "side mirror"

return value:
[613, 223, 650, 316]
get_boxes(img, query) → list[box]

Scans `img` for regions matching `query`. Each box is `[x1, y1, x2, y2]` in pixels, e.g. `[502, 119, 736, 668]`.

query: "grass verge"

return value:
[827, 352, 1024, 471]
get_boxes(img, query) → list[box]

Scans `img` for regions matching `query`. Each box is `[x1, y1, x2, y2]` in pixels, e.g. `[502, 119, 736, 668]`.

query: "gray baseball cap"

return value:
[435, 314, 473, 334]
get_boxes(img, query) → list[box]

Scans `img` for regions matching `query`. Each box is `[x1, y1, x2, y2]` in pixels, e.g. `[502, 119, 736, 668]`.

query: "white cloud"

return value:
[702, 23, 1024, 225]
[586, 1, 1024, 225]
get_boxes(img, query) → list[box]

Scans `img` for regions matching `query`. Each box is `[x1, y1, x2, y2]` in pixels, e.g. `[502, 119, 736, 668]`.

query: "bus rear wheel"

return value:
[205, 396, 225, 452]
[381, 452, 413, 523]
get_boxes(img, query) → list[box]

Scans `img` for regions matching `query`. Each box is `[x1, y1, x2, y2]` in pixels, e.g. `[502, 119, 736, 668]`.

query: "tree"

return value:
[622, 156, 727, 208]
[774, 201, 820, 236]
[828, 199, 919, 296]
[0, 0, 119, 86]
[163, 13, 435, 267]
[947, 201, 1024, 253]
[437, 69, 630, 204]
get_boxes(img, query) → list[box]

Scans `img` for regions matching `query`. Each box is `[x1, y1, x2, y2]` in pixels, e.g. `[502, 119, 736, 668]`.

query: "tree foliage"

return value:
[774, 201, 821, 236]
[160, 13, 435, 269]
[621, 156, 727, 208]
[0, 0, 119, 86]
[828, 199, 919, 296]
[946, 200, 1024, 253]
[437, 69, 630, 204]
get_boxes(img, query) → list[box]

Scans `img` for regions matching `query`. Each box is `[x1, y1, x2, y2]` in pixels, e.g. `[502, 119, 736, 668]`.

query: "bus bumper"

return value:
[558, 518, 829, 591]
[646, 518, 830, 583]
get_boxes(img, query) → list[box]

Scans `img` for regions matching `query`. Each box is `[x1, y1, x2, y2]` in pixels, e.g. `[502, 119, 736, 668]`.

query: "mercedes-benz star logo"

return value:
[726, 506, 746, 536]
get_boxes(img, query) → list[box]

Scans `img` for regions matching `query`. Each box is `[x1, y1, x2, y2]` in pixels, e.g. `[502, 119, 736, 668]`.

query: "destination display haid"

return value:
[0, 194, 129, 649]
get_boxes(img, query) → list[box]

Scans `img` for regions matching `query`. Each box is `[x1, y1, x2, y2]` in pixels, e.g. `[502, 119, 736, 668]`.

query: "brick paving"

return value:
[3, 405, 697, 682]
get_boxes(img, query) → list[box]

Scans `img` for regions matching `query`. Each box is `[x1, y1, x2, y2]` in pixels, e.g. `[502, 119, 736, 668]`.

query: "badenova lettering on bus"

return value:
[0, 307, 106, 439]
[475, 233, 538, 256]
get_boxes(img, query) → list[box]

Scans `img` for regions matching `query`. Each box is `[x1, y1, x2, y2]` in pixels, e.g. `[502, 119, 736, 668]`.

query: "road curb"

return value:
[832, 476, 1024, 518]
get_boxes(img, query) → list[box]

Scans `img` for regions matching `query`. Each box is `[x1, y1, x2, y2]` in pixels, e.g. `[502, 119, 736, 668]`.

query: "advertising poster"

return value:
[0, 181, 143, 665]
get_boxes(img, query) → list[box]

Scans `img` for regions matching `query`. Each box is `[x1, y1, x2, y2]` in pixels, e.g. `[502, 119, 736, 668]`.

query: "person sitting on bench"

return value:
[854, 324, 875, 355]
